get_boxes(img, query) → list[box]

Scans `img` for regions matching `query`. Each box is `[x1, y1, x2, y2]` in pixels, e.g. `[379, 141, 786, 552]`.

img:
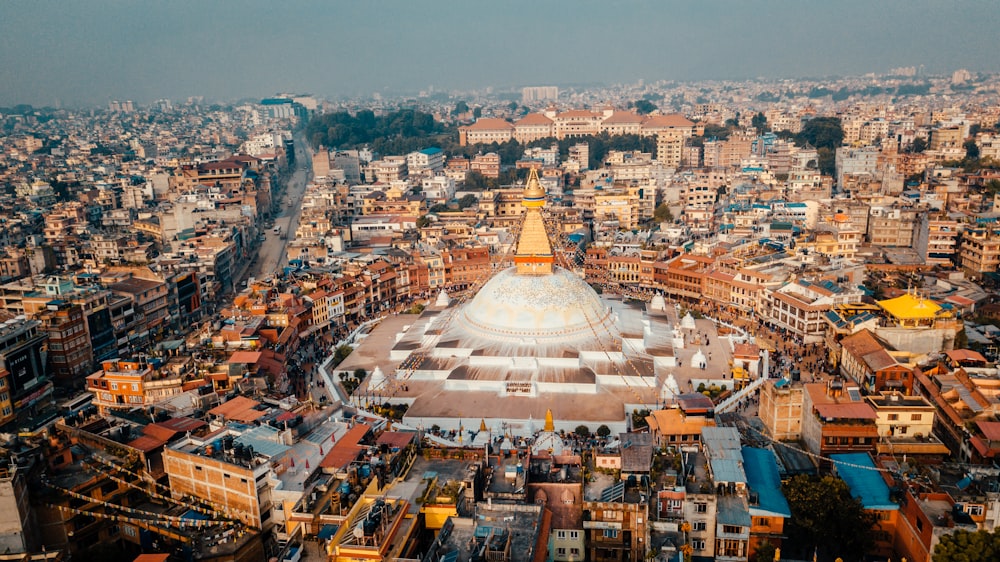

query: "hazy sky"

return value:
[2, 0, 998, 107]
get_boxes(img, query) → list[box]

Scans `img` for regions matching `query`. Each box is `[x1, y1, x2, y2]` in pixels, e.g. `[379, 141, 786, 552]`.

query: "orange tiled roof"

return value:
[464, 118, 514, 131]
[515, 113, 554, 126]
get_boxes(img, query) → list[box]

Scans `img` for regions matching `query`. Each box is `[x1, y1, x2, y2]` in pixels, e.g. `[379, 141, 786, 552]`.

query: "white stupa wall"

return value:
[429, 347, 474, 359]
[535, 381, 597, 394]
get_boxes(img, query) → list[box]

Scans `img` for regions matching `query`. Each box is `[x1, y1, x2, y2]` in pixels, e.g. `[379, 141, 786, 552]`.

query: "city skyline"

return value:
[2, 0, 999, 107]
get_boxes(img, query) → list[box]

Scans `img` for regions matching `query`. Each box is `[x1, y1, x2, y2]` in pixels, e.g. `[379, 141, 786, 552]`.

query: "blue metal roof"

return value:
[831, 453, 898, 511]
[742, 447, 791, 517]
[317, 524, 339, 540]
[420, 147, 442, 155]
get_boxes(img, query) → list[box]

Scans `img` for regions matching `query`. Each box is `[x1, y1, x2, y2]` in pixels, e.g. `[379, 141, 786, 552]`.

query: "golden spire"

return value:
[480, 418, 488, 432]
[544, 408, 555, 432]
[514, 168, 554, 275]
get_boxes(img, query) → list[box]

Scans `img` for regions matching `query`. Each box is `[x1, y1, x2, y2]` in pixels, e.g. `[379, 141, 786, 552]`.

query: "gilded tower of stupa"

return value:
[514, 168, 555, 275]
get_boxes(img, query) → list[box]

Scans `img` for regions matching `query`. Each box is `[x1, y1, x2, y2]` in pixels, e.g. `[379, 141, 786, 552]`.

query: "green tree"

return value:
[574, 425, 591, 438]
[633, 99, 658, 115]
[353, 368, 368, 381]
[933, 528, 1000, 562]
[817, 147, 836, 177]
[909, 136, 928, 153]
[473, 106, 482, 119]
[457, 194, 479, 209]
[966, 139, 981, 160]
[416, 215, 432, 228]
[796, 116, 844, 150]
[596, 424, 612, 438]
[332, 345, 353, 367]
[452, 101, 469, 116]
[782, 475, 877, 562]
[631, 408, 651, 429]
[751, 541, 777, 562]
[751, 112, 767, 134]
[654, 203, 674, 223]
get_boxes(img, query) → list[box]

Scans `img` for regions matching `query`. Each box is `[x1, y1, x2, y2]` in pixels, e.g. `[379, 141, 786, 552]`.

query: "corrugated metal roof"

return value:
[831, 453, 898, 511]
[742, 447, 791, 517]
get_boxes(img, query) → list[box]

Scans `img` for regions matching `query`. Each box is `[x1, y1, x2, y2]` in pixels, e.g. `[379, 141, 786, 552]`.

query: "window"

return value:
[911, 413, 923, 421]
[557, 531, 566, 539]
[887, 413, 899, 421]
[557, 548, 566, 556]
[570, 531, 579, 539]
[695, 502, 708, 513]
[752, 517, 770, 528]
[110, 382, 118, 390]
[898, 426, 907, 435]
[967, 505, 984, 516]
[722, 525, 742, 534]
[692, 540, 705, 550]
[570, 548, 580, 556]
[603, 530, 619, 539]
[132, 383, 139, 391]
[693, 521, 707, 531]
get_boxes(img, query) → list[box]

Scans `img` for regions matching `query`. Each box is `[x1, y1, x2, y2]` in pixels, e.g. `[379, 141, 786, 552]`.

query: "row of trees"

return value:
[306, 108, 451, 155]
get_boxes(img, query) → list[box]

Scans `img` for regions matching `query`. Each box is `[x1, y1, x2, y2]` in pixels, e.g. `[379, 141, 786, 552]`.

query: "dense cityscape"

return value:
[5, 57, 1000, 562]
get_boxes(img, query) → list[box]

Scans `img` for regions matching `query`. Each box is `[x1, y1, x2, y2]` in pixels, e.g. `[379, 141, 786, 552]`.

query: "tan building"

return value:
[471, 152, 500, 178]
[656, 131, 686, 168]
[513, 113, 555, 143]
[915, 219, 961, 267]
[759, 379, 804, 440]
[164, 433, 275, 530]
[868, 206, 919, 247]
[959, 227, 1000, 273]
[459, 118, 514, 146]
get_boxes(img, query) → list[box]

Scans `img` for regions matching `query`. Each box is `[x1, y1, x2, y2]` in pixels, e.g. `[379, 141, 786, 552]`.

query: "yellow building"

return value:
[876, 293, 947, 328]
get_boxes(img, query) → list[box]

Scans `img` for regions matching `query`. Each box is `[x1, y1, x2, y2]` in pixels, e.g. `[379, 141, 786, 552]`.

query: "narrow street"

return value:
[247, 129, 313, 281]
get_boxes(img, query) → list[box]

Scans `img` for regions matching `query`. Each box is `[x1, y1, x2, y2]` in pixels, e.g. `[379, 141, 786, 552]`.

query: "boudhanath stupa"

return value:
[355, 169, 711, 436]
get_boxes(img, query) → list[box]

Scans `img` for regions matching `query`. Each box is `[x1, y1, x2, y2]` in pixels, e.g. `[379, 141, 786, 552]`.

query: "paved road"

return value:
[248, 130, 313, 280]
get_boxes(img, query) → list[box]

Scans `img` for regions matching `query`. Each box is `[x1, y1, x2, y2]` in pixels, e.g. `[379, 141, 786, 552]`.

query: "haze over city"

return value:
[2, 0, 999, 106]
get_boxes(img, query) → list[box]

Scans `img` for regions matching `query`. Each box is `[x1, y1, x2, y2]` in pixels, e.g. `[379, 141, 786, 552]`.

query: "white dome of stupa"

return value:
[451, 266, 617, 346]
[650, 294, 667, 311]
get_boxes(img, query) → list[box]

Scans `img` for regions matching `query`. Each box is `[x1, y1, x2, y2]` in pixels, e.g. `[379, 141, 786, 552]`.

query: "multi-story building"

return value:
[583, 496, 648, 562]
[406, 147, 444, 177]
[85, 357, 191, 414]
[868, 206, 920, 247]
[839, 329, 913, 395]
[514, 113, 556, 143]
[459, 118, 515, 146]
[801, 381, 879, 460]
[164, 432, 275, 530]
[758, 379, 805, 440]
[959, 227, 1000, 274]
[107, 275, 170, 345]
[831, 453, 901, 559]
[0, 315, 49, 428]
[471, 152, 501, 178]
[0, 459, 37, 553]
[763, 280, 861, 343]
[37, 301, 92, 384]
[367, 156, 408, 183]
[915, 218, 961, 267]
